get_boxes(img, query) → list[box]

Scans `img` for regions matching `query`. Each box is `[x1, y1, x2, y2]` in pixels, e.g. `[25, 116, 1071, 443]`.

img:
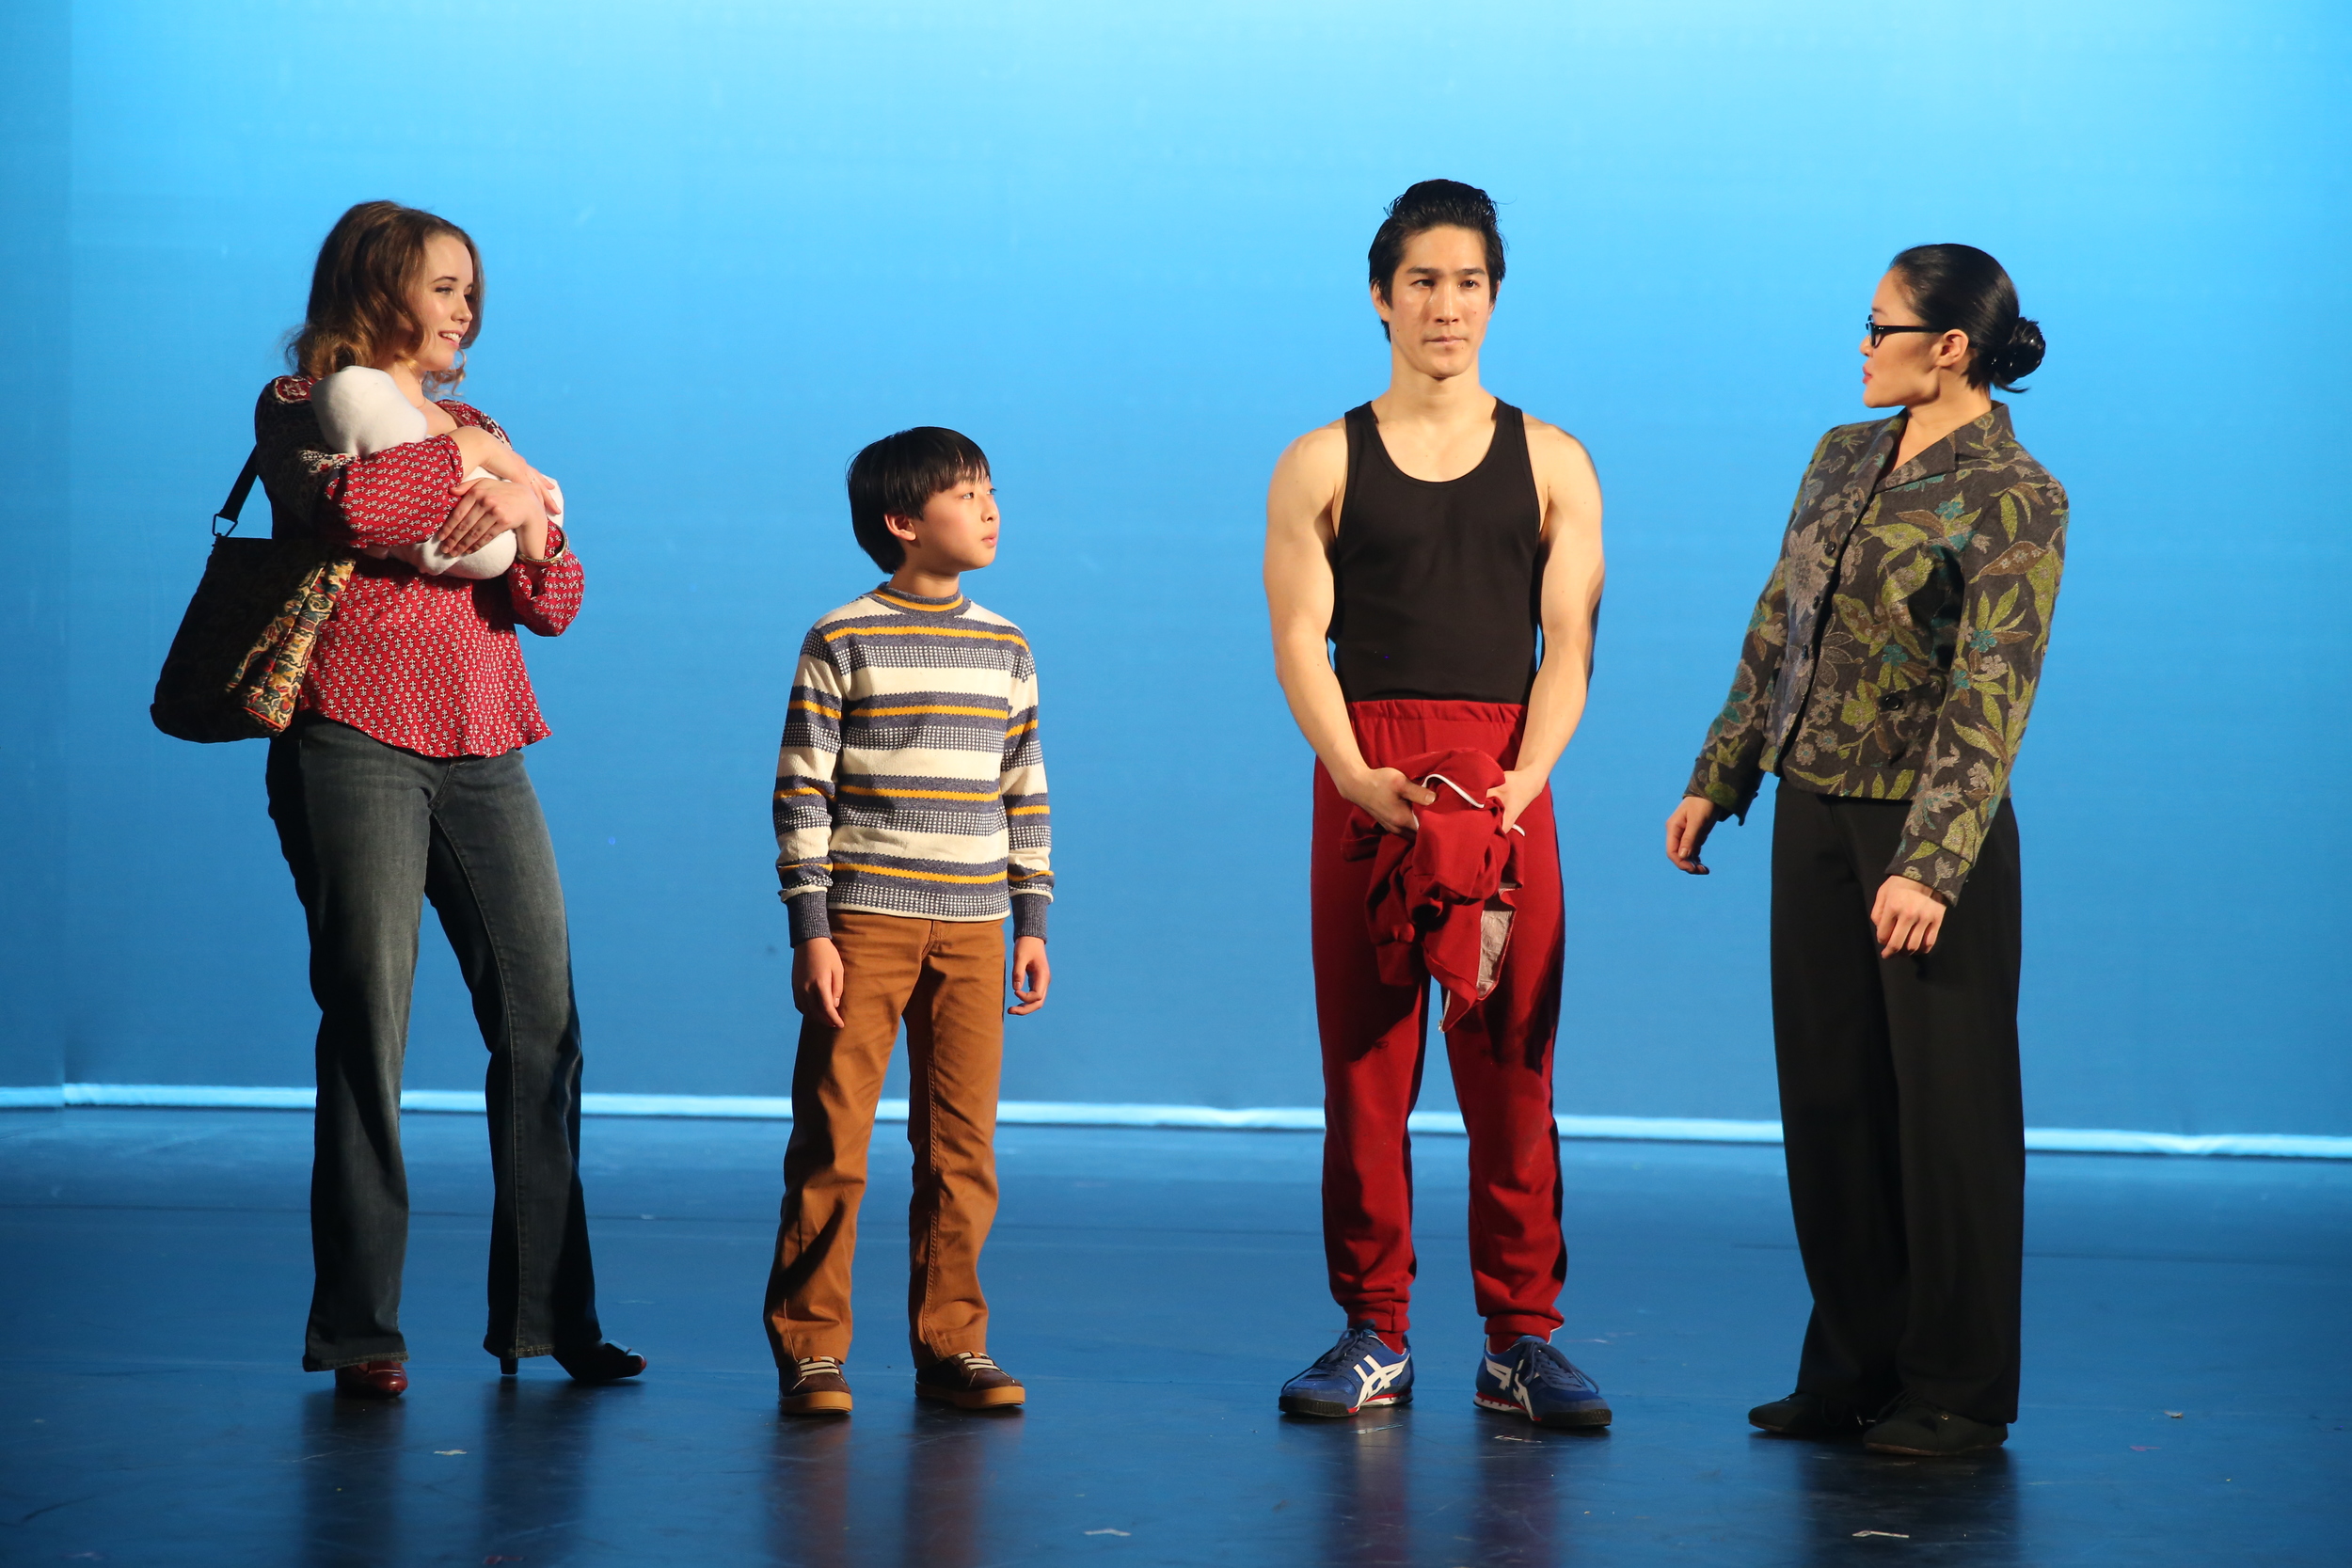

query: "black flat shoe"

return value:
[551, 1342, 647, 1384]
[1862, 1394, 2008, 1456]
[1749, 1391, 1866, 1438]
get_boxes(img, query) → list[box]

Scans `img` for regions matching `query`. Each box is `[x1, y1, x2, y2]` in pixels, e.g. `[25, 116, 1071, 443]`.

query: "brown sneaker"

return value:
[779, 1355, 853, 1416]
[914, 1352, 1025, 1410]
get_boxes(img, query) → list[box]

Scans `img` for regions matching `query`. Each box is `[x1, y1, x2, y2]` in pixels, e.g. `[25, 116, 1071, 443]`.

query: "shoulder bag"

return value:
[150, 451, 355, 742]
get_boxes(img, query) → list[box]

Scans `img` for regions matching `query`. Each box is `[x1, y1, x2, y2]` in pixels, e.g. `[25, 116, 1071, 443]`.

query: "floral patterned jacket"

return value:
[1685, 403, 2067, 906]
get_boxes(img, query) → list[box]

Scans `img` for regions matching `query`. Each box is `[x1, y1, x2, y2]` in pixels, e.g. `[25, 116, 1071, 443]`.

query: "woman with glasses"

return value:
[1662, 245, 2065, 1456]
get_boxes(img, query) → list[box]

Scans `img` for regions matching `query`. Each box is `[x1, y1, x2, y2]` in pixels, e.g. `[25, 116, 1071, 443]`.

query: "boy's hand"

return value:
[1009, 936, 1050, 1016]
[793, 937, 846, 1029]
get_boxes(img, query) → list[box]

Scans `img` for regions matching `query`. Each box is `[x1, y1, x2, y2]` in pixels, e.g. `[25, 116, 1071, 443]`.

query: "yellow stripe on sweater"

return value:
[837, 784, 1001, 802]
[822, 624, 1026, 646]
[831, 860, 1008, 885]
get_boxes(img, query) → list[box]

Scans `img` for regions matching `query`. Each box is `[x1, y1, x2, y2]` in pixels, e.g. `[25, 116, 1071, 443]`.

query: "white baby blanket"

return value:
[311, 366, 517, 578]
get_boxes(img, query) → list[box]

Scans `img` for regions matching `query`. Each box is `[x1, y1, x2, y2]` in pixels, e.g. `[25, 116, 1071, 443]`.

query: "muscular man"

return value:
[1263, 180, 1610, 1427]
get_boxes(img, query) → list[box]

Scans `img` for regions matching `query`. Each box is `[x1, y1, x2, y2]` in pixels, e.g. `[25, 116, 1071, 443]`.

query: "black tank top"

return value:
[1329, 399, 1543, 704]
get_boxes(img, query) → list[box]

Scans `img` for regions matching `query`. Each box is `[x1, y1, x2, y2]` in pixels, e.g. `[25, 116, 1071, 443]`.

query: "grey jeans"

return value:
[267, 717, 603, 1370]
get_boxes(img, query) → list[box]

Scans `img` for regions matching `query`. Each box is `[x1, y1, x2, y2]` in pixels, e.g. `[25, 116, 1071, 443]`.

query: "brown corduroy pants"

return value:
[763, 910, 1005, 1367]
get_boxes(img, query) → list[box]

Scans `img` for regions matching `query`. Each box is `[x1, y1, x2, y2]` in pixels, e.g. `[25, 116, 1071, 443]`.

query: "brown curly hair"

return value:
[290, 201, 484, 395]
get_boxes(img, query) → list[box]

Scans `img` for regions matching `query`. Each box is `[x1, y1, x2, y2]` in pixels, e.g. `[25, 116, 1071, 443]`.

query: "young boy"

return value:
[764, 426, 1053, 1416]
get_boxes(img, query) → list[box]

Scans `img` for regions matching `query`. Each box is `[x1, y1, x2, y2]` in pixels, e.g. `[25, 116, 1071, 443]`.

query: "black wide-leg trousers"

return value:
[1770, 785, 2024, 1427]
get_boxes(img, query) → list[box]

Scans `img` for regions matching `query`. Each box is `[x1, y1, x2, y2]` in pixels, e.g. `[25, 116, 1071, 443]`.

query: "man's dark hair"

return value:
[845, 426, 992, 573]
[1368, 180, 1506, 335]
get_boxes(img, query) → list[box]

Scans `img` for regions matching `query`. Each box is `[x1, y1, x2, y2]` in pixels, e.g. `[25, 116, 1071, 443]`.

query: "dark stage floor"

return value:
[3, 1109, 2345, 1566]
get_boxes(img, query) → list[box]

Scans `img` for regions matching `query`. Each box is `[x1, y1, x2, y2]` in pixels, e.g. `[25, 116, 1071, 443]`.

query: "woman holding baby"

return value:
[254, 199, 641, 1399]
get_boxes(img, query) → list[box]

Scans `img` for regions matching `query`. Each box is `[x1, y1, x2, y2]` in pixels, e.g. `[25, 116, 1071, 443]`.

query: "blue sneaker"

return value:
[1473, 1336, 1613, 1428]
[1279, 1323, 1414, 1418]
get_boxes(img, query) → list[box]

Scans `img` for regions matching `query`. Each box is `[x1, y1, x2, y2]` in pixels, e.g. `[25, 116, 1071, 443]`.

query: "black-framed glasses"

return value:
[1864, 320, 1940, 349]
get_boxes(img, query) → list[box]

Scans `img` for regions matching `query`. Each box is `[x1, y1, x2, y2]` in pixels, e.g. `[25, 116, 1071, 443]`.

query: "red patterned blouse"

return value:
[252, 376, 583, 758]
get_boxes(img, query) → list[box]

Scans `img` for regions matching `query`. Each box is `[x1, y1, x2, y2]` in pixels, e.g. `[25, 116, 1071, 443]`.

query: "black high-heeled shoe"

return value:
[551, 1342, 647, 1383]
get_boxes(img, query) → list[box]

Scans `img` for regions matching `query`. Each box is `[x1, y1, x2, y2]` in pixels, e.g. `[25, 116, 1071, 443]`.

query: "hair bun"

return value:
[1989, 315, 2046, 389]
[1890, 245, 2039, 392]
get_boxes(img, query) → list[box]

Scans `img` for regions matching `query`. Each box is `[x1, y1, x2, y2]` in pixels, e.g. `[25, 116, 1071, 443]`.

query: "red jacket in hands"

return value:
[1343, 748, 1524, 1030]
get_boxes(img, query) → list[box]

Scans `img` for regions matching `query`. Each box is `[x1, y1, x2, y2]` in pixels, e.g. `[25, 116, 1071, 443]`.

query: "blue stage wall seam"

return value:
[6, 1084, 2347, 1160]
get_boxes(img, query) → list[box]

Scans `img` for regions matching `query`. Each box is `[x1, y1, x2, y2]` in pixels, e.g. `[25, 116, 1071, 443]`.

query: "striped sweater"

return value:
[774, 584, 1052, 943]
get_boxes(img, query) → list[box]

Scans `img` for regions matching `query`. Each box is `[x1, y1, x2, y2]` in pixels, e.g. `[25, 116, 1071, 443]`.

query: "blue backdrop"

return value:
[4, 0, 2344, 1134]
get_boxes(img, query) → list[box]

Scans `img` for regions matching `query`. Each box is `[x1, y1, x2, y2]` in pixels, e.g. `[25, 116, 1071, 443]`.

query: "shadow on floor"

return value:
[2, 1109, 2344, 1565]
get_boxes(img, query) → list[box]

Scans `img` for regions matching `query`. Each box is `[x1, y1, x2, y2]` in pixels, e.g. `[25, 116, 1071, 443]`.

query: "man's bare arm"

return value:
[1487, 420, 1605, 830]
[1263, 424, 1434, 834]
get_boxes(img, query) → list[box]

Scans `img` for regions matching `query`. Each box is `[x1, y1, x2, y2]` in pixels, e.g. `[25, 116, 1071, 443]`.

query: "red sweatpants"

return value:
[1312, 700, 1567, 1339]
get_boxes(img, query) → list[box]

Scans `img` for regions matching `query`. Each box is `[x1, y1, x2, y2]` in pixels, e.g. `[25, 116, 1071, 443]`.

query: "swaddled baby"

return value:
[312, 366, 536, 578]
